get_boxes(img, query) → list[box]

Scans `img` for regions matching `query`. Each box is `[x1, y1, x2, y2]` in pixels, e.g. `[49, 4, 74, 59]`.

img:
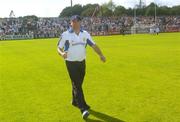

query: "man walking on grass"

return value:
[57, 15, 106, 119]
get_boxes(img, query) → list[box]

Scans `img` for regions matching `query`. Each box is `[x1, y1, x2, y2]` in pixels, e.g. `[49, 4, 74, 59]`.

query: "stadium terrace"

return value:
[0, 16, 180, 40]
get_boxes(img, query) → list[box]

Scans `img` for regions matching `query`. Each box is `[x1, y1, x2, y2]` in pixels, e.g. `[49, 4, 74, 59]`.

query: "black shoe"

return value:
[82, 110, 89, 119]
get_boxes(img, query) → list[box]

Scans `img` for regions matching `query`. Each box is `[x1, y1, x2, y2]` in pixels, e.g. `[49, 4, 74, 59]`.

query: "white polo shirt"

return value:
[58, 28, 95, 61]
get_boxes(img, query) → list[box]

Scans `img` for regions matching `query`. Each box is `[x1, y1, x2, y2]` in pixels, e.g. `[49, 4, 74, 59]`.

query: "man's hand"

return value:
[100, 55, 106, 62]
[57, 48, 67, 59]
[61, 52, 67, 59]
[92, 44, 106, 63]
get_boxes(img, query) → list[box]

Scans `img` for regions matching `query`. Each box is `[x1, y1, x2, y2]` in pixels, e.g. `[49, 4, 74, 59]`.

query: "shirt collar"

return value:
[68, 27, 84, 33]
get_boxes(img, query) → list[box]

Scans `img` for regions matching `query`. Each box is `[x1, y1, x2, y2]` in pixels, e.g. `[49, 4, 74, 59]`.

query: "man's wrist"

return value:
[100, 55, 104, 58]
[61, 52, 68, 56]
[60, 52, 65, 56]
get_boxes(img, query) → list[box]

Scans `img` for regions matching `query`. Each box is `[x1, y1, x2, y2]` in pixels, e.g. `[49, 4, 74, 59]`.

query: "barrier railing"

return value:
[0, 34, 34, 40]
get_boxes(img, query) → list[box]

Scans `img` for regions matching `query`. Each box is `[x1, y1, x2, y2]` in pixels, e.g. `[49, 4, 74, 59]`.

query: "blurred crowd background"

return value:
[0, 16, 179, 38]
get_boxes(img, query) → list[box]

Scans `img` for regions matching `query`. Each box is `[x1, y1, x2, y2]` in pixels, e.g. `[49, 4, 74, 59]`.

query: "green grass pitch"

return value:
[0, 33, 180, 122]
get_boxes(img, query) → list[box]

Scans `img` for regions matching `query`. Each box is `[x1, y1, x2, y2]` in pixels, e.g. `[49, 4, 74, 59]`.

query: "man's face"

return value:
[71, 20, 81, 29]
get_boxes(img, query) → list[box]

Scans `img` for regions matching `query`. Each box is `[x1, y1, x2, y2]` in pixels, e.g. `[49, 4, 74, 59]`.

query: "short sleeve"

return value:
[86, 33, 95, 47]
[57, 33, 66, 49]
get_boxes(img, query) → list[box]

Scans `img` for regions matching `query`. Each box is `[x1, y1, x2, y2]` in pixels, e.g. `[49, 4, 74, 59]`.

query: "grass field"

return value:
[0, 33, 180, 122]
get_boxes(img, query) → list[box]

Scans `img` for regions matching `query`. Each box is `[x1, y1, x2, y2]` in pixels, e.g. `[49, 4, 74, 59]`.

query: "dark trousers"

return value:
[65, 60, 87, 111]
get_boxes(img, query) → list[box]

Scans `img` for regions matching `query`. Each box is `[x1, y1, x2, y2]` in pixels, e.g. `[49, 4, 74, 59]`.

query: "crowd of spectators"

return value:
[0, 16, 179, 38]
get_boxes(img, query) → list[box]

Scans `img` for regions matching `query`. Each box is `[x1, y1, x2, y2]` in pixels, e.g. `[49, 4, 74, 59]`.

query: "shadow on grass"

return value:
[85, 109, 125, 122]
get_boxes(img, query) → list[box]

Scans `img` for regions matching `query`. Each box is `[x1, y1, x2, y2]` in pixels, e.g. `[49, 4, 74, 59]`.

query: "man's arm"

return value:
[57, 47, 67, 59]
[91, 44, 106, 62]
[57, 32, 68, 59]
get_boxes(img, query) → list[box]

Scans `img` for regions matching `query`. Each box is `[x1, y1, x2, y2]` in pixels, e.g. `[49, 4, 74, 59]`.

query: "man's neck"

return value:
[72, 27, 80, 35]
[74, 29, 80, 35]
